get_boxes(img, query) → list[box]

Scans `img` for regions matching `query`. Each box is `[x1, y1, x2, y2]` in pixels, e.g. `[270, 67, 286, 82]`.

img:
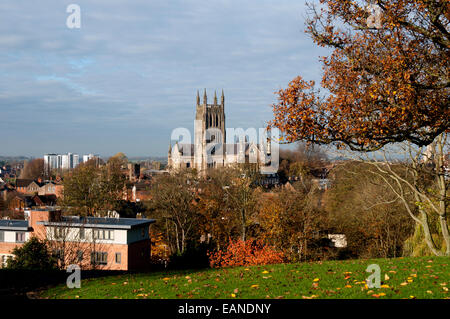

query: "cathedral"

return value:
[168, 90, 274, 174]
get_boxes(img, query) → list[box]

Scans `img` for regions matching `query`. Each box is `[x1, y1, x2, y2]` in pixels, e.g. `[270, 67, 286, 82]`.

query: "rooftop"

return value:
[0, 220, 31, 231]
[38, 216, 155, 229]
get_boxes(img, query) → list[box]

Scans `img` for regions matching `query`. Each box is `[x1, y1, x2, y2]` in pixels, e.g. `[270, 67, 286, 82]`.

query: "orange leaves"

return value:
[208, 239, 285, 268]
[269, 0, 449, 151]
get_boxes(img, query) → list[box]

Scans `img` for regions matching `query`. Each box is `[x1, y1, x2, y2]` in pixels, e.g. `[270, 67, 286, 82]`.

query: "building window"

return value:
[53, 249, 64, 261]
[91, 252, 108, 265]
[115, 252, 121, 264]
[54, 227, 66, 240]
[0, 231, 4, 242]
[77, 250, 83, 263]
[93, 229, 114, 240]
[15, 232, 25, 243]
[79, 228, 85, 240]
[0, 255, 11, 267]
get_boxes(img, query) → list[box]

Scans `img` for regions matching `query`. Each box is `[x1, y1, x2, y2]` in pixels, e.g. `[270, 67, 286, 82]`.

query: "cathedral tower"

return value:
[194, 89, 226, 170]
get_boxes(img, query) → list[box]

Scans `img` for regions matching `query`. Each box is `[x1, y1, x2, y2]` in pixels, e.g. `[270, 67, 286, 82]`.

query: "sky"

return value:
[0, 0, 328, 157]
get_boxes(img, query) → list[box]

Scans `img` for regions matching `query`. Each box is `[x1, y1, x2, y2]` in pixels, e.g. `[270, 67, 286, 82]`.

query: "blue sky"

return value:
[0, 0, 328, 157]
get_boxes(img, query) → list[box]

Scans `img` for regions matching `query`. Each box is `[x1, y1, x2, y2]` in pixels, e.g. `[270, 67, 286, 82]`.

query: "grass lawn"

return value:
[40, 256, 449, 299]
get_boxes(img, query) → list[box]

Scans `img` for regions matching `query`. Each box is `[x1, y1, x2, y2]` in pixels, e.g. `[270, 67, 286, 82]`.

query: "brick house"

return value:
[7, 194, 33, 212]
[37, 181, 64, 198]
[15, 179, 33, 194]
[38, 181, 56, 196]
[0, 220, 31, 266]
[0, 207, 155, 270]
[6, 193, 57, 212]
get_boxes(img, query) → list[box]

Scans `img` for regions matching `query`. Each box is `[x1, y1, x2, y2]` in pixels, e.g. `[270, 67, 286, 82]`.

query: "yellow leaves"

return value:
[251, 284, 259, 289]
[344, 285, 352, 288]
[400, 282, 408, 286]
[380, 284, 390, 289]
[302, 295, 318, 299]
[231, 293, 236, 298]
[371, 292, 386, 298]
[313, 278, 320, 282]
[384, 274, 390, 281]
[443, 287, 449, 292]
[262, 270, 269, 274]
[162, 277, 171, 281]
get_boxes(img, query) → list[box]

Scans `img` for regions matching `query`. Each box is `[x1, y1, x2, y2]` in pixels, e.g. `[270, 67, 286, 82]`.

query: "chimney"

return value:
[29, 208, 61, 239]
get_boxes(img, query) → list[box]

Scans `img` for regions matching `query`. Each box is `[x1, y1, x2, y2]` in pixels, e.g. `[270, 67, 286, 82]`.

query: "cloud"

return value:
[0, 0, 328, 157]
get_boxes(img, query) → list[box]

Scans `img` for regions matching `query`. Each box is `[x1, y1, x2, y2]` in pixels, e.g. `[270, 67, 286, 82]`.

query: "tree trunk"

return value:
[436, 134, 450, 255]
[241, 208, 246, 241]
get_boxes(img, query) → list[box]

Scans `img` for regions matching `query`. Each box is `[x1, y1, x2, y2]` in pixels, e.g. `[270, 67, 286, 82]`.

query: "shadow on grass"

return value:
[0, 269, 134, 299]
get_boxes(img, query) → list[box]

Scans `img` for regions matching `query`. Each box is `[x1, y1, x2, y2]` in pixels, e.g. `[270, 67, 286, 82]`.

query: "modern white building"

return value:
[44, 153, 97, 171]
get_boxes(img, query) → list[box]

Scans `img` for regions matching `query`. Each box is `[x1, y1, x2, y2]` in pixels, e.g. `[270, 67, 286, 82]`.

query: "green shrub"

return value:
[6, 237, 58, 270]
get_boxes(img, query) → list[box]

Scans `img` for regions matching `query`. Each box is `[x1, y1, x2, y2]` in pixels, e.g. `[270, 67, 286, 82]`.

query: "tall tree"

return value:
[61, 159, 126, 216]
[148, 169, 200, 254]
[271, 0, 448, 151]
[20, 159, 45, 180]
[270, 0, 449, 256]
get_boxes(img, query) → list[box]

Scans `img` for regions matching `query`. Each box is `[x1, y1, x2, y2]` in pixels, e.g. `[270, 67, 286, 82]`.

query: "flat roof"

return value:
[37, 216, 156, 230]
[0, 220, 31, 231]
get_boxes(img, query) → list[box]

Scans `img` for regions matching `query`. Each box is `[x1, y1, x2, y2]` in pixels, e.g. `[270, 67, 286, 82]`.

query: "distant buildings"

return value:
[44, 153, 99, 174]
[168, 90, 274, 174]
[0, 207, 155, 270]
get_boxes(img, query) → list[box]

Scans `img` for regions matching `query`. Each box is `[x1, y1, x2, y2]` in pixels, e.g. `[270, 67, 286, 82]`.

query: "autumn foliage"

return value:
[208, 239, 285, 268]
[270, 0, 449, 151]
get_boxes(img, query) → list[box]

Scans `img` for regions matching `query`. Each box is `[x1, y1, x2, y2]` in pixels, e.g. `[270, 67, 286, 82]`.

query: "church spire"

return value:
[214, 90, 217, 105]
[203, 88, 207, 105]
[221, 89, 225, 105]
[196, 90, 200, 105]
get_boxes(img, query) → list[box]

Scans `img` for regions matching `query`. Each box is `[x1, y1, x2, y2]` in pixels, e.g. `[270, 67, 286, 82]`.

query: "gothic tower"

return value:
[194, 89, 226, 171]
